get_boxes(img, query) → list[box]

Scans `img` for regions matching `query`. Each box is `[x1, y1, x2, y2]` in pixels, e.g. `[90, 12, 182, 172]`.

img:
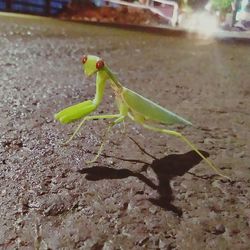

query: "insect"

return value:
[55, 55, 230, 180]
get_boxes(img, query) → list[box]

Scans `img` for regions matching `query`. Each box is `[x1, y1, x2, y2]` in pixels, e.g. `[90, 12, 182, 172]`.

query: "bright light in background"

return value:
[179, 12, 219, 38]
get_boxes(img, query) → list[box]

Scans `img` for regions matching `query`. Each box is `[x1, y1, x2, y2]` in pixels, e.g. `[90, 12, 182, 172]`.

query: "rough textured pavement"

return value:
[0, 14, 249, 249]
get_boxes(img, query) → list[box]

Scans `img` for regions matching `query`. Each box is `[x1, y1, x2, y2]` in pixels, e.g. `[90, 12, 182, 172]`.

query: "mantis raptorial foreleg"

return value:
[55, 100, 97, 124]
[141, 123, 231, 180]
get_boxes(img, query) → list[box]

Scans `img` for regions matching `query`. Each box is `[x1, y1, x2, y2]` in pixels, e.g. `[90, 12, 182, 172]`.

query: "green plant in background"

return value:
[178, 0, 208, 9]
[55, 55, 230, 180]
[211, 0, 233, 11]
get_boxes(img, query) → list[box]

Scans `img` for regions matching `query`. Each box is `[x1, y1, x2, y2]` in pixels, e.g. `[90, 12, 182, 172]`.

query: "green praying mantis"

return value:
[55, 55, 230, 180]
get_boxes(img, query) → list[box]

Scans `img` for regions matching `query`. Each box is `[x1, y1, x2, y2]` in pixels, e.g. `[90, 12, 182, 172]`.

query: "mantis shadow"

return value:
[78, 148, 209, 216]
[142, 150, 209, 216]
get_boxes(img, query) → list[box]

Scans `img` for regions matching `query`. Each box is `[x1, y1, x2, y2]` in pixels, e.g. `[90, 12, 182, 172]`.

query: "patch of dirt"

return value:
[0, 15, 249, 249]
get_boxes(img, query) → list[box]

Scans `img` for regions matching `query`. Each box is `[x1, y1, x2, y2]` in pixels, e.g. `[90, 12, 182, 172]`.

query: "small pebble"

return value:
[213, 224, 225, 235]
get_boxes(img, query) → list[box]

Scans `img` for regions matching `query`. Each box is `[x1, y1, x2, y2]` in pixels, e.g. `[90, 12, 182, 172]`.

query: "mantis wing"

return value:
[122, 88, 192, 126]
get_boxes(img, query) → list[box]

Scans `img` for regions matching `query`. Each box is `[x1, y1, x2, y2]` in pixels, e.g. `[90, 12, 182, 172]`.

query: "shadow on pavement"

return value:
[78, 149, 209, 216]
[143, 150, 209, 216]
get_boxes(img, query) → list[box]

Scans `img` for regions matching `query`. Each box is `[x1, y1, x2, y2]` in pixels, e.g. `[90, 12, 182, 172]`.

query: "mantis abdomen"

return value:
[122, 88, 192, 126]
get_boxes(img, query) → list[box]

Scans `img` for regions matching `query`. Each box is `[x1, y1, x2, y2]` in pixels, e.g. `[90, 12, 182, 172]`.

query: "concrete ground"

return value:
[0, 13, 249, 249]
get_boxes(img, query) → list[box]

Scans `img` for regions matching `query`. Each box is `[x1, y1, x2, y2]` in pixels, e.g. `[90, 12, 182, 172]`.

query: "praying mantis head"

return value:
[81, 55, 105, 76]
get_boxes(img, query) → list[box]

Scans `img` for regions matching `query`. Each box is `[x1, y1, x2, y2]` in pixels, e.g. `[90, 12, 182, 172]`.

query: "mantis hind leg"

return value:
[141, 123, 231, 180]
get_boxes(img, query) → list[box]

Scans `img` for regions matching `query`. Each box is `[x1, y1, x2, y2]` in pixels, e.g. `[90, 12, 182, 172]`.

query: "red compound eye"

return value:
[96, 60, 105, 70]
[81, 55, 87, 64]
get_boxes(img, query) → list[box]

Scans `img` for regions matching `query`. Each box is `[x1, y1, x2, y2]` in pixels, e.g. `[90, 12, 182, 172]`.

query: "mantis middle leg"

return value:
[64, 113, 125, 163]
[64, 114, 121, 144]
[86, 115, 125, 163]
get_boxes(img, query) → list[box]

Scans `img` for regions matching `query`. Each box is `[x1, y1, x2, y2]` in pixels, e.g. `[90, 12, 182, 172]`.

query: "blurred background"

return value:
[0, 1, 249, 249]
[0, 0, 250, 32]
